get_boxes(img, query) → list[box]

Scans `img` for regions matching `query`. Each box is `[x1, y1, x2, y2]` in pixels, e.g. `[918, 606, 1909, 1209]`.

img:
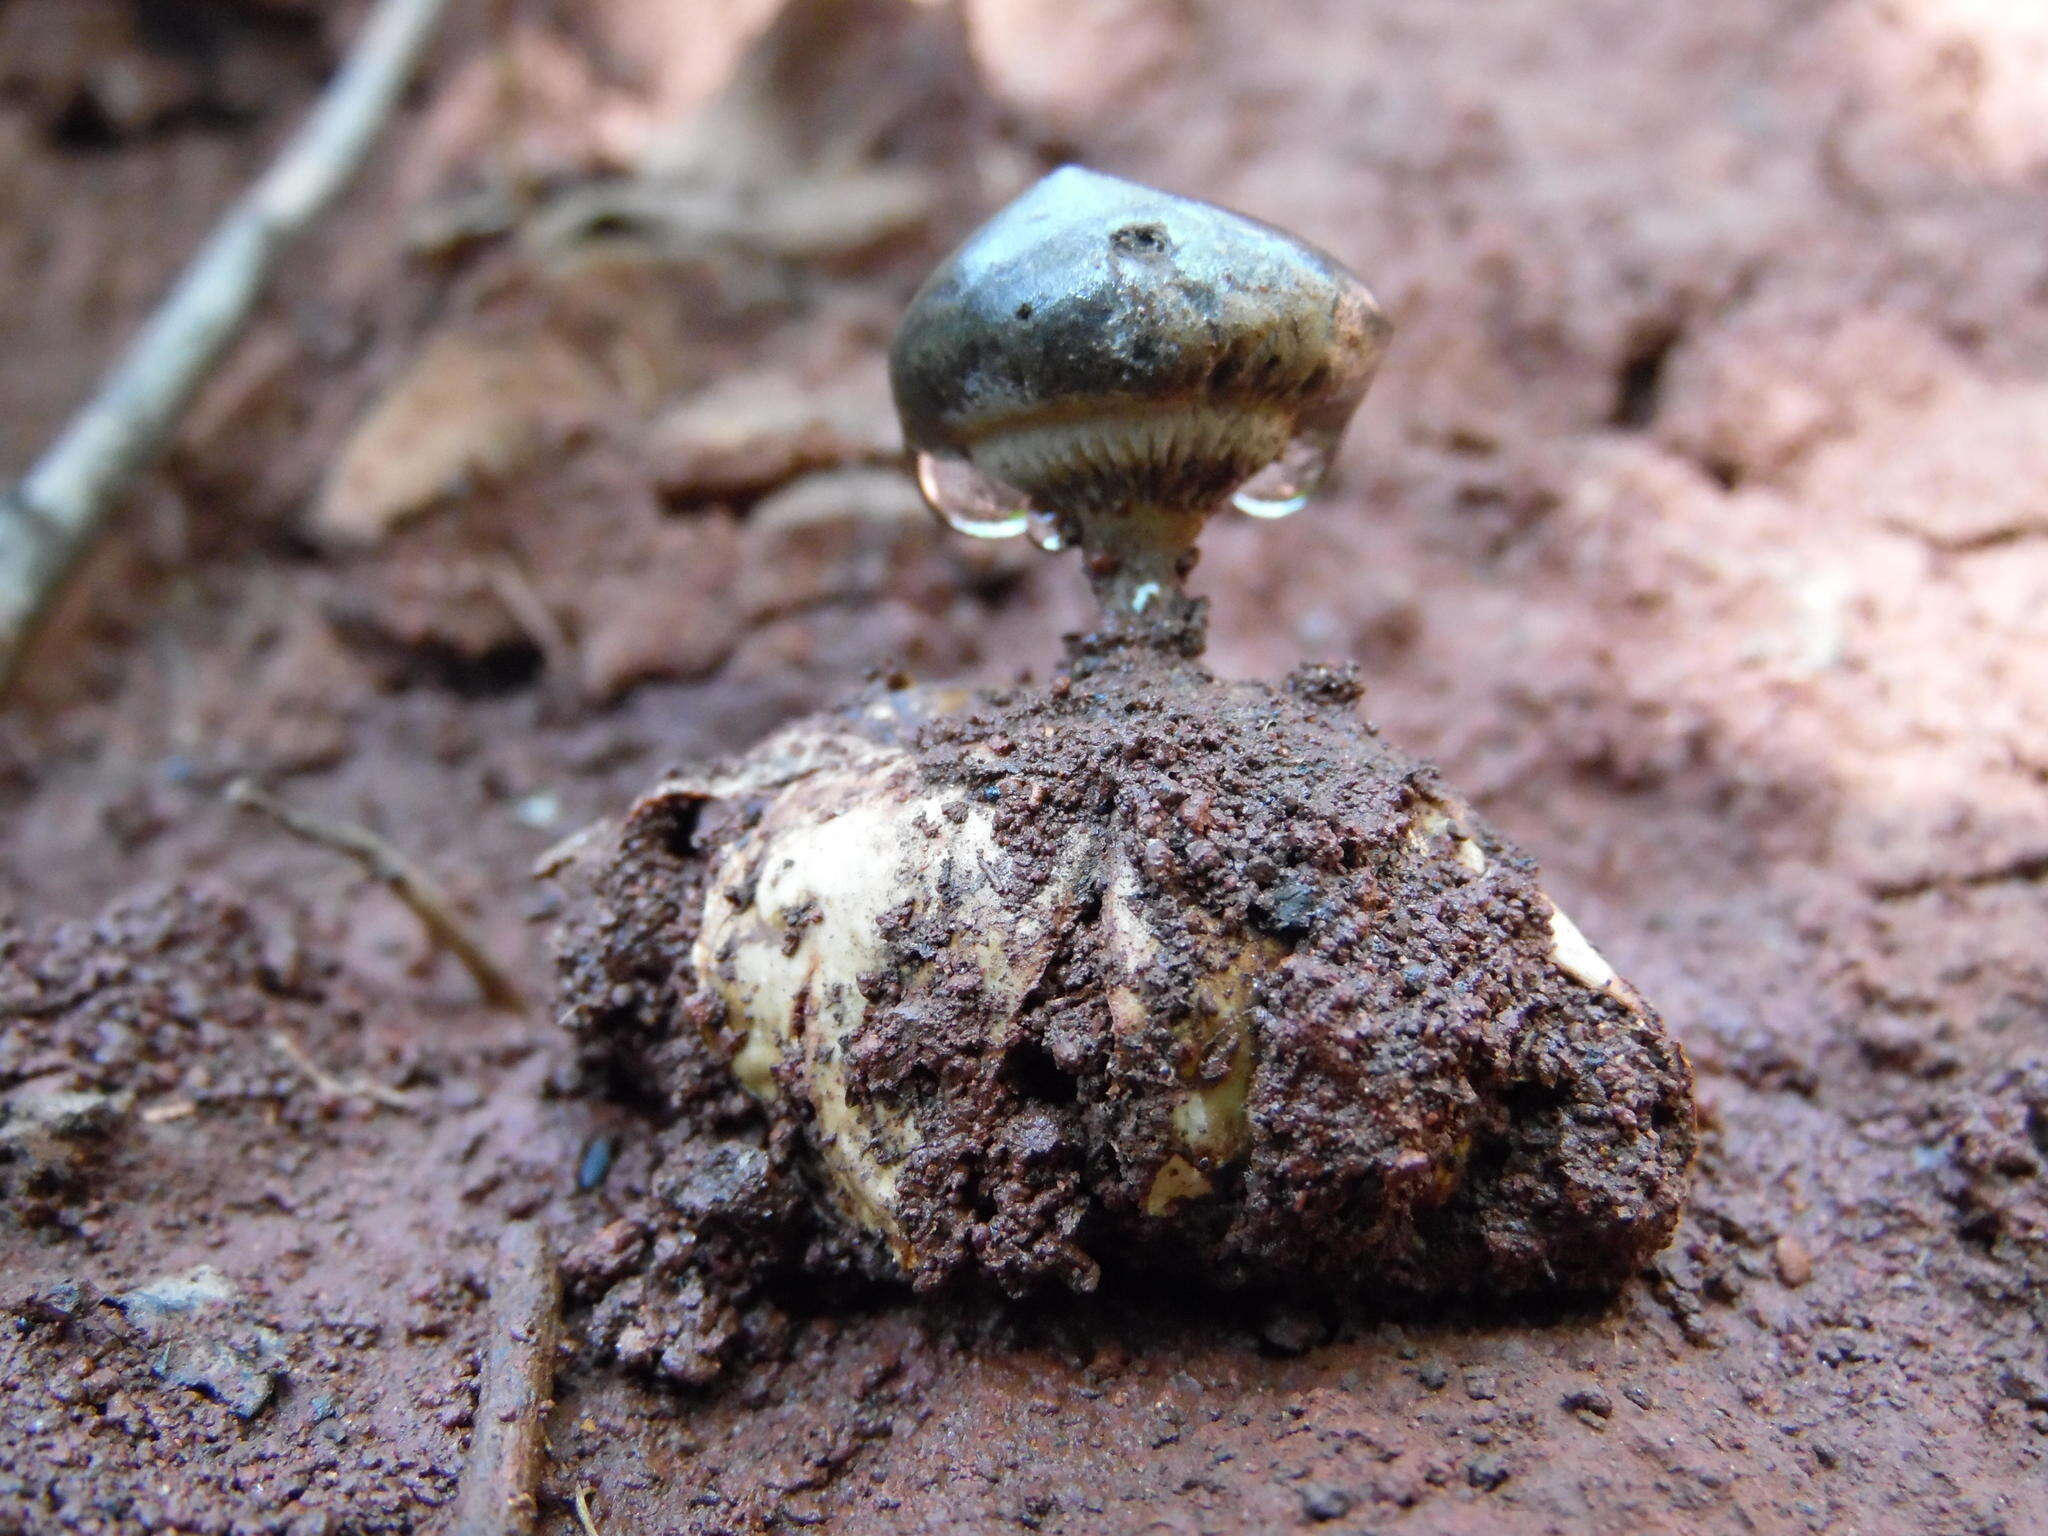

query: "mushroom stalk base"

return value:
[1072, 504, 1210, 659]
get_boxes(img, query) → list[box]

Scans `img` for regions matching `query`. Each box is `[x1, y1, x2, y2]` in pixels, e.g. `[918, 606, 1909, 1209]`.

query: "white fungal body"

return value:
[653, 714, 1647, 1265]
[683, 726, 1064, 1263]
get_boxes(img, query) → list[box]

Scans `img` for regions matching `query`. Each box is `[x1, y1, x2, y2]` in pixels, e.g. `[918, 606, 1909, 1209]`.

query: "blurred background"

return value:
[0, 1, 2043, 1530]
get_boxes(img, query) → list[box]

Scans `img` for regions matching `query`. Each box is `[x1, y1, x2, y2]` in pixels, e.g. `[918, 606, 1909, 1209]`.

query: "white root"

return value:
[0, 0, 454, 692]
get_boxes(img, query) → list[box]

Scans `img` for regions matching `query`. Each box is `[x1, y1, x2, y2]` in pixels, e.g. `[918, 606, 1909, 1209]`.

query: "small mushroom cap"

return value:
[890, 166, 1391, 514]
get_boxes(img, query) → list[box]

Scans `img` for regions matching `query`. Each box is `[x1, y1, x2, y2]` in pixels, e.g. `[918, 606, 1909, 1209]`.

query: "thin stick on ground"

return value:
[483, 556, 584, 707]
[268, 1029, 419, 1112]
[226, 777, 527, 1013]
[451, 1225, 562, 1536]
[0, 0, 454, 694]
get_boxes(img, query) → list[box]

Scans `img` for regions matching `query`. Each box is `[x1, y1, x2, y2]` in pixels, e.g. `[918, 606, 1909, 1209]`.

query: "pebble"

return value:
[1561, 1386, 1614, 1419]
[1774, 1233, 1814, 1289]
[1298, 1483, 1354, 1523]
[1467, 1455, 1510, 1491]
[577, 1135, 617, 1191]
[512, 791, 562, 830]
[1258, 1307, 1323, 1357]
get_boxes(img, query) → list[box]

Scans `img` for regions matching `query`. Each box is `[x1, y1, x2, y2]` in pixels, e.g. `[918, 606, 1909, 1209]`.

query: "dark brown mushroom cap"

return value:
[889, 167, 1391, 514]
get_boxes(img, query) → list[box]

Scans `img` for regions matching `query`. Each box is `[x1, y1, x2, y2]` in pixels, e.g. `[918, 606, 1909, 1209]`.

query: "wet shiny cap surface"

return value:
[889, 166, 1391, 516]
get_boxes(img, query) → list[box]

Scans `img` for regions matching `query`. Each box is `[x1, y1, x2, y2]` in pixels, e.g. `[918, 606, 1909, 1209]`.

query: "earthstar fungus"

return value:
[556, 168, 1694, 1382]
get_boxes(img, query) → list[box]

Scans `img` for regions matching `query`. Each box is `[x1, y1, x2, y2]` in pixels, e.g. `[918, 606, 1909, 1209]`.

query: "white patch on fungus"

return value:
[1546, 906, 1620, 994]
[689, 732, 1077, 1264]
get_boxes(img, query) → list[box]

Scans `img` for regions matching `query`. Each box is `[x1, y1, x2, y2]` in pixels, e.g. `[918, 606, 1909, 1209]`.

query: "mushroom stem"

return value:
[1072, 503, 1209, 658]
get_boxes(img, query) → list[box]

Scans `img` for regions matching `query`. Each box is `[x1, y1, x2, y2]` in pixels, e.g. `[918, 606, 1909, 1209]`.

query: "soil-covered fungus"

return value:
[554, 167, 1694, 1383]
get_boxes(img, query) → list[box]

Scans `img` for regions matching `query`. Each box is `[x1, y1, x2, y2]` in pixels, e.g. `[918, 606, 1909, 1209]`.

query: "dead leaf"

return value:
[575, 514, 745, 700]
[314, 329, 609, 544]
[648, 367, 897, 503]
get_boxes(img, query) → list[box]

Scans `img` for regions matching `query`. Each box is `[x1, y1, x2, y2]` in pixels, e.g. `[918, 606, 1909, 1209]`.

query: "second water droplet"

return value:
[915, 452, 1031, 539]
[1231, 435, 1332, 519]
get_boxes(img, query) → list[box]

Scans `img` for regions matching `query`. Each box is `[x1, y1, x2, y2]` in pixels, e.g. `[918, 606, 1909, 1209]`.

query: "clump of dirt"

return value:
[0, 885, 432, 1230]
[554, 645, 1693, 1379]
[0, 885, 418, 1100]
[0, 886, 489, 1536]
[560, 1132, 839, 1387]
[2, 1254, 469, 1536]
[1939, 1057, 2048, 1296]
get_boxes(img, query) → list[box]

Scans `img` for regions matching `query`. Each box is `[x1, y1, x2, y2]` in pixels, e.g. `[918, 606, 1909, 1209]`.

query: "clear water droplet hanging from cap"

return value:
[915, 452, 1032, 539]
[1231, 431, 1336, 519]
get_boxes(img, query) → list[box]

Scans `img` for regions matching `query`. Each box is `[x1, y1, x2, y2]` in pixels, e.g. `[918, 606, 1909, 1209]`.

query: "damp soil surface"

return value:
[3, 1, 2047, 1533]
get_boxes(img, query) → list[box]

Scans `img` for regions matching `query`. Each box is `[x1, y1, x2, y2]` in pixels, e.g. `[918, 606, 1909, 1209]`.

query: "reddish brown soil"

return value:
[2, 1, 2045, 1533]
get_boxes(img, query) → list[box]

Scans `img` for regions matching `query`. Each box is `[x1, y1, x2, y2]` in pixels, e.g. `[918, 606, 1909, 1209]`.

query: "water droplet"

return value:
[915, 452, 1030, 539]
[1231, 434, 1333, 519]
[1026, 509, 1067, 551]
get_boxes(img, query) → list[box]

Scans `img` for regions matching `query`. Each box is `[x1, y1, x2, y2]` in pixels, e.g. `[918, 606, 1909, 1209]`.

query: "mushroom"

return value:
[891, 166, 1391, 648]
[556, 168, 1693, 1381]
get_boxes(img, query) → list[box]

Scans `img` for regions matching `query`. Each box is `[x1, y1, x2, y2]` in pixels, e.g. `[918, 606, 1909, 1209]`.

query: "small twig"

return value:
[268, 1030, 419, 1112]
[572, 1488, 603, 1536]
[451, 1224, 561, 1536]
[0, 0, 454, 693]
[226, 777, 526, 1013]
[483, 556, 584, 707]
[486, 0, 539, 214]
[270, 1030, 351, 1096]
